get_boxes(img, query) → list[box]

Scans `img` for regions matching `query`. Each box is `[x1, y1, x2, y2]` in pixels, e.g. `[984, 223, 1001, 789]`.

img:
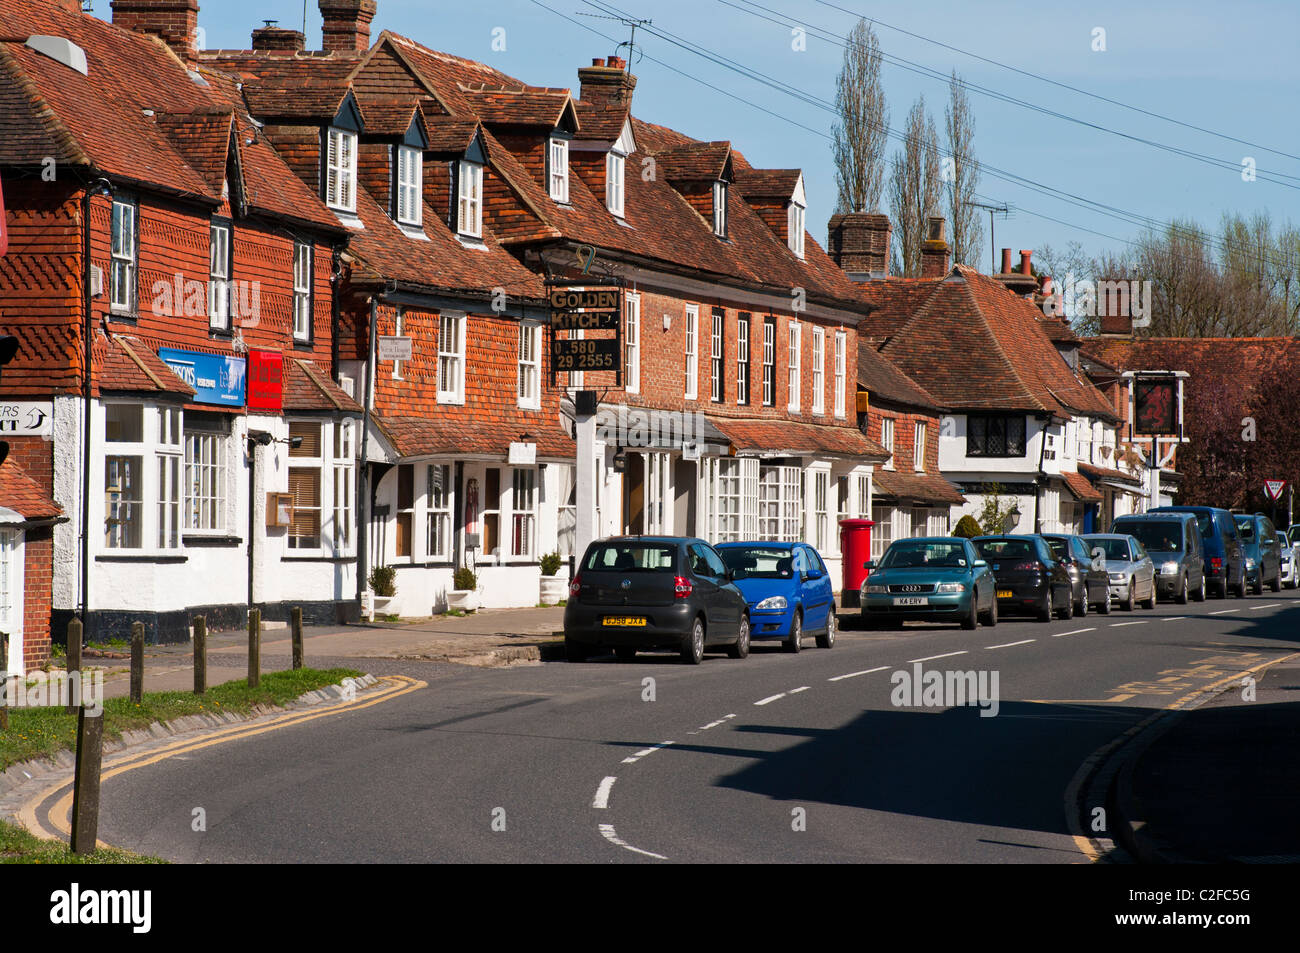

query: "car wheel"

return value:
[961, 594, 978, 630]
[565, 638, 589, 663]
[615, 646, 637, 662]
[1234, 576, 1247, 598]
[980, 593, 998, 627]
[681, 618, 705, 665]
[1143, 581, 1157, 610]
[1075, 587, 1088, 617]
[1176, 575, 1188, 605]
[1253, 576, 1264, 595]
[1098, 588, 1112, 614]
[1192, 575, 1206, 602]
[1122, 580, 1135, 612]
[1036, 589, 1053, 622]
[816, 609, 837, 649]
[727, 614, 751, 659]
[784, 611, 803, 653]
[1271, 571, 1282, 593]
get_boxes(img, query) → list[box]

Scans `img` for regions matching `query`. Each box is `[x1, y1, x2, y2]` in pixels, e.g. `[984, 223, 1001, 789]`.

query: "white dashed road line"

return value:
[754, 693, 786, 706]
[788, 686, 810, 695]
[1210, 609, 1240, 615]
[1109, 621, 1148, 628]
[599, 824, 667, 860]
[1251, 603, 1280, 610]
[907, 651, 968, 663]
[986, 639, 1036, 649]
[1052, 627, 1097, 637]
[622, 741, 675, 764]
[592, 776, 617, 809]
[698, 714, 736, 730]
[828, 666, 887, 681]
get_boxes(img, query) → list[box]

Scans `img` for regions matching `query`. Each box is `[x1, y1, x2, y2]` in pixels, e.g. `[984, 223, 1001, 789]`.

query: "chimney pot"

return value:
[253, 24, 306, 52]
[591, 57, 605, 66]
[1019, 249, 1033, 276]
[920, 215, 951, 278]
[999, 248, 1012, 275]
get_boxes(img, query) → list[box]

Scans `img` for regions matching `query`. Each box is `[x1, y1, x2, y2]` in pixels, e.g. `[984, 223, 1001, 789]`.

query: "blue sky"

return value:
[91, 0, 1300, 270]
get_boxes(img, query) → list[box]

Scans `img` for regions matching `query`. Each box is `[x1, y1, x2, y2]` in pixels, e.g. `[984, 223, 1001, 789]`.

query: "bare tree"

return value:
[887, 96, 941, 277]
[944, 71, 983, 267]
[831, 18, 889, 214]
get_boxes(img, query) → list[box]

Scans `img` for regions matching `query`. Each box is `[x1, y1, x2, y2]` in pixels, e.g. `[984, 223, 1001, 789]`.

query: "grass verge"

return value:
[0, 818, 166, 864]
[0, 667, 361, 771]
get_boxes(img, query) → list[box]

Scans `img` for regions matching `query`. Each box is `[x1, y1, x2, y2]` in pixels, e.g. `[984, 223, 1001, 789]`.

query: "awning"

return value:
[374, 414, 575, 460]
[1062, 469, 1103, 504]
[706, 416, 890, 462]
[872, 468, 966, 506]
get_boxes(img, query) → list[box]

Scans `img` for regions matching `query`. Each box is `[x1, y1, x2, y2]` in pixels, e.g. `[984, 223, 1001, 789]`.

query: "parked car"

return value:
[1149, 505, 1245, 598]
[1234, 513, 1282, 594]
[971, 535, 1073, 621]
[1041, 533, 1112, 616]
[1276, 531, 1300, 589]
[1287, 524, 1300, 547]
[716, 541, 836, 651]
[564, 537, 750, 664]
[1082, 533, 1157, 611]
[859, 537, 997, 630]
[1111, 513, 1206, 604]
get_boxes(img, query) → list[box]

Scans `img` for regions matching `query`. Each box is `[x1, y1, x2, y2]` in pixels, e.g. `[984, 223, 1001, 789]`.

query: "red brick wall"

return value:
[1, 437, 54, 499]
[864, 405, 943, 474]
[21, 528, 53, 670]
[358, 142, 392, 212]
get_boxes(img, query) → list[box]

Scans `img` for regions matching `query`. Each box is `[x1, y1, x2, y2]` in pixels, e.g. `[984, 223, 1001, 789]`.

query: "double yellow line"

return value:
[19, 675, 425, 843]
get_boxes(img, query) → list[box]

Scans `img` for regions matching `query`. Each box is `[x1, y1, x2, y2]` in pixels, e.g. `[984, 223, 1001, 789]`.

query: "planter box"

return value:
[539, 575, 567, 605]
[372, 595, 395, 617]
[447, 590, 479, 612]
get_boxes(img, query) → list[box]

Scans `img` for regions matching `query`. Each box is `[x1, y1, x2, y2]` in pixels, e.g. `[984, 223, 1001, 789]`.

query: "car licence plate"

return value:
[603, 617, 646, 626]
[997, 589, 1013, 599]
[892, 596, 928, 607]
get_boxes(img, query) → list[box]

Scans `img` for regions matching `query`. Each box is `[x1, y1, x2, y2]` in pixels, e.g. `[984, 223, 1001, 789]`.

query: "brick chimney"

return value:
[827, 212, 891, 281]
[577, 57, 636, 106]
[1097, 279, 1135, 336]
[319, 0, 376, 53]
[252, 21, 305, 53]
[919, 215, 950, 278]
[995, 247, 1039, 296]
[110, 0, 200, 67]
[54, 0, 86, 11]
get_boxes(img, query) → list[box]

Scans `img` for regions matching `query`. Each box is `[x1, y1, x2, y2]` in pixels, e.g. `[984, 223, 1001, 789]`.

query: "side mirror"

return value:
[973, 559, 987, 568]
[863, 560, 875, 571]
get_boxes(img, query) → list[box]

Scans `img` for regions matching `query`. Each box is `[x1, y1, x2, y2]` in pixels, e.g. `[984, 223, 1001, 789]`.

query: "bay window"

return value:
[103, 403, 185, 551]
[759, 464, 803, 542]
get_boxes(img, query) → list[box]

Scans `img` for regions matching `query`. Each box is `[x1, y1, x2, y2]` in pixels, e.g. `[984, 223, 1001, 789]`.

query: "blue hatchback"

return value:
[715, 542, 837, 652]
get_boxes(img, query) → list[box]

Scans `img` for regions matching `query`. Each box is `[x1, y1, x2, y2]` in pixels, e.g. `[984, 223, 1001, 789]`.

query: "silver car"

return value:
[1082, 533, 1157, 611]
[1277, 532, 1300, 589]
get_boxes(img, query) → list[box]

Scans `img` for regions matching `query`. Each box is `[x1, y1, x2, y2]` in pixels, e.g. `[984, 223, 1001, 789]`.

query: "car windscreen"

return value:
[881, 541, 970, 569]
[1084, 537, 1132, 561]
[1115, 521, 1183, 553]
[1044, 538, 1069, 560]
[974, 539, 1037, 562]
[583, 543, 677, 573]
[720, 546, 794, 578]
[1236, 520, 1256, 542]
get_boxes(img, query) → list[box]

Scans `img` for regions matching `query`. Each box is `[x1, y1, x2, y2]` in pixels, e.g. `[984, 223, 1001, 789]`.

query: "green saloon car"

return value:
[860, 537, 999, 630]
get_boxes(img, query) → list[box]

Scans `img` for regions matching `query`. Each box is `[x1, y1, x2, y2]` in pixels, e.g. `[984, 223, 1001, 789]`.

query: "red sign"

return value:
[0, 174, 8, 257]
[1264, 480, 1286, 501]
[247, 349, 283, 412]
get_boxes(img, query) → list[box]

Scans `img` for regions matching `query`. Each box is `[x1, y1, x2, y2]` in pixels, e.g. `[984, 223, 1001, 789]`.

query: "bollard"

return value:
[129, 622, 144, 704]
[0, 632, 8, 731]
[291, 606, 304, 670]
[70, 706, 104, 855]
[247, 608, 261, 688]
[65, 618, 83, 713]
[192, 615, 207, 695]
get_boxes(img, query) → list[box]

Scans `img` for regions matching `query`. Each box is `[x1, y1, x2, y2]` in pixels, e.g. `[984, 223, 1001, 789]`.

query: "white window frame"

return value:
[788, 201, 806, 257]
[758, 464, 803, 542]
[881, 416, 895, 470]
[710, 308, 724, 402]
[914, 422, 927, 472]
[684, 304, 698, 400]
[102, 403, 183, 553]
[183, 430, 226, 534]
[736, 314, 749, 405]
[834, 330, 847, 418]
[606, 151, 625, 217]
[110, 198, 136, 313]
[332, 422, 354, 555]
[812, 469, 829, 551]
[293, 241, 312, 342]
[208, 222, 230, 330]
[457, 160, 483, 238]
[438, 311, 466, 404]
[549, 138, 569, 203]
[510, 467, 537, 558]
[425, 463, 453, 561]
[396, 145, 423, 227]
[326, 127, 357, 213]
[811, 326, 825, 415]
[0, 529, 18, 640]
[518, 320, 541, 409]
[712, 180, 727, 237]
[787, 321, 801, 413]
[763, 318, 775, 406]
[624, 294, 640, 393]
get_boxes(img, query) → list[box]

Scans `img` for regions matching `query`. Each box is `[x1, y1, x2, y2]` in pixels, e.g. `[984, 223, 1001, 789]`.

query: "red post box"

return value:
[838, 518, 875, 608]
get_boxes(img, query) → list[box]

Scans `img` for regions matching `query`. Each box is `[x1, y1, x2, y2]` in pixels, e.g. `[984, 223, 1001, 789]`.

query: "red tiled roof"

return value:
[460, 86, 576, 128]
[858, 343, 944, 412]
[201, 51, 360, 120]
[375, 414, 574, 459]
[573, 98, 629, 141]
[656, 141, 732, 181]
[732, 167, 800, 198]
[422, 112, 479, 153]
[355, 98, 422, 137]
[1080, 337, 1300, 378]
[872, 468, 966, 505]
[0, 458, 61, 521]
[1062, 469, 1103, 503]
[94, 333, 196, 398]
[1077, 461, 1142, 487]
[153, 106, 232, 194]
[284, 358, 362, 413]
[707, 416, 889, 460]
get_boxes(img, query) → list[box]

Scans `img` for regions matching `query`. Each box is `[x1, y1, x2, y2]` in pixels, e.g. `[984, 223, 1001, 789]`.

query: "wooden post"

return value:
[247, 608, 260, 688]
[129, 622, 144, 704]
[0, 632, 8, 731]
[70, 706, 104, 855]
[291, 606, 303, 670]
[192, 615, 207, 695]
[65, 618, 82, 713]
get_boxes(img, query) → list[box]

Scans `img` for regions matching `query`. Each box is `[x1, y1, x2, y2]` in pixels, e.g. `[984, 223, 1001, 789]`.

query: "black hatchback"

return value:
[563, 537, 751, 664]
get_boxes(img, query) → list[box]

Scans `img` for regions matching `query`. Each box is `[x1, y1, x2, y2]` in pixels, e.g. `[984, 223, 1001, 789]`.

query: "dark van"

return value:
[1111, 512, 1206, 604]
[1148, 506, 1245, 598]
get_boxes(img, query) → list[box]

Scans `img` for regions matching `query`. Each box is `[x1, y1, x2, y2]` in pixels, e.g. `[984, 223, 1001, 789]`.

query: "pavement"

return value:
[1113, 656, 1300, 863]
[62, 606, 567, 700]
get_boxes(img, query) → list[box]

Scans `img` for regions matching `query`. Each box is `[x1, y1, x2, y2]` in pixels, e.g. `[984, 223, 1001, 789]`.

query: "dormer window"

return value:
[548, 137, 569, 203]
[606, 151, 625, 217]
[326, 127, 357, 212]
[457, 160, 483, 238]
[712, 180, 727, 237]
[396, 145, 422, 227]
[787, 201, 805, 258]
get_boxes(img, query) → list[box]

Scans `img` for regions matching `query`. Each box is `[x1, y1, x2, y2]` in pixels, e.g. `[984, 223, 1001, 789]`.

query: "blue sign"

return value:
[158, 348, 246, 407]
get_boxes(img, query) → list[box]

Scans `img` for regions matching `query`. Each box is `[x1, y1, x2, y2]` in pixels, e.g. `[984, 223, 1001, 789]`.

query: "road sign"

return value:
[1264, 480, 1286, 501]
[377, 336, 412, 362]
